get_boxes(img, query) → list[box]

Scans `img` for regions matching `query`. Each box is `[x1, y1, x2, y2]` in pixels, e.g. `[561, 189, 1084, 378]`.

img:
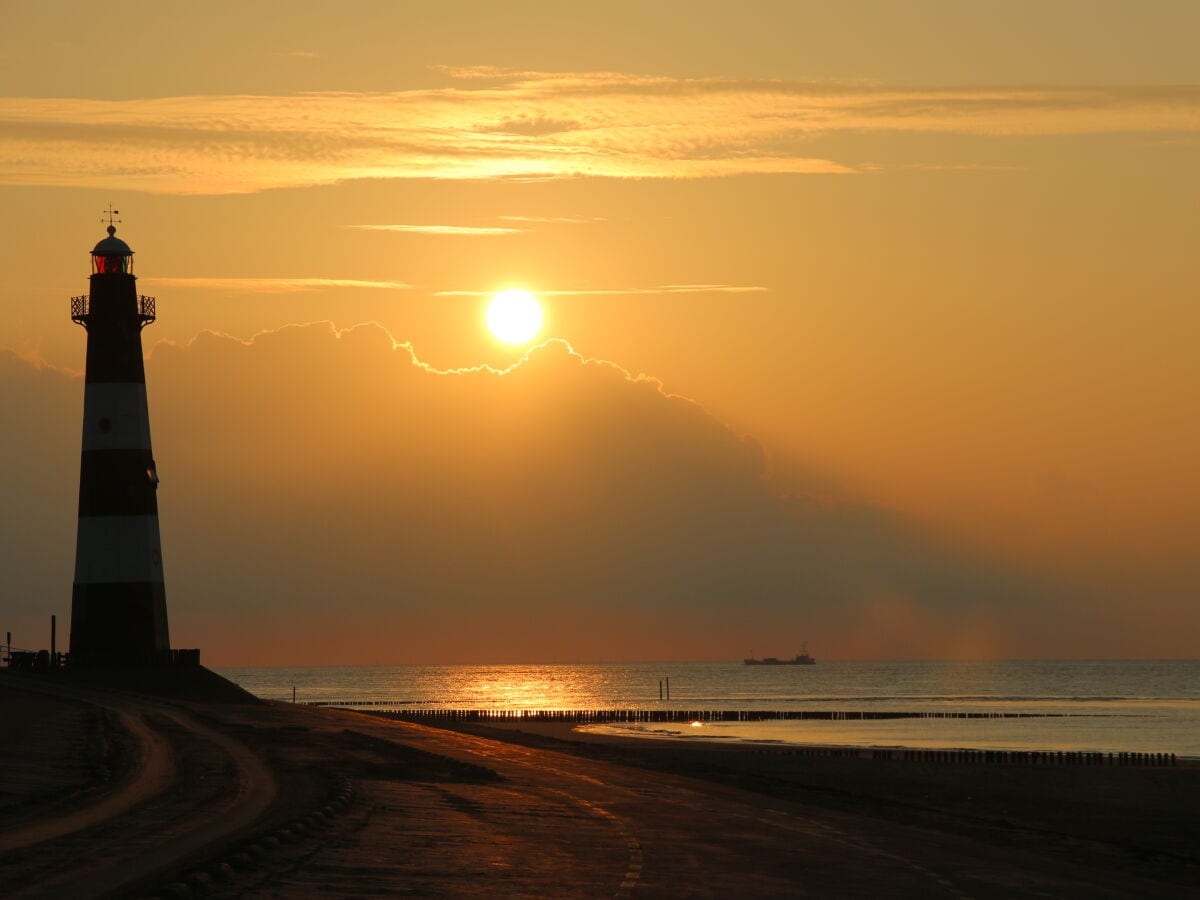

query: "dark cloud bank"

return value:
[1, 323, 1099, 664]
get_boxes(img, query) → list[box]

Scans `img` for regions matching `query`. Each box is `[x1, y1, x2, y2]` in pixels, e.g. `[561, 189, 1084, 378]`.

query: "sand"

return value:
[1, 673, 1197, 898]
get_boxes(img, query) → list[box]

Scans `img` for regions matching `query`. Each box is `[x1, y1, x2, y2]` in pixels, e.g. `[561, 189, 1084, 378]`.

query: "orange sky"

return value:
[1, 2, 1197, 662]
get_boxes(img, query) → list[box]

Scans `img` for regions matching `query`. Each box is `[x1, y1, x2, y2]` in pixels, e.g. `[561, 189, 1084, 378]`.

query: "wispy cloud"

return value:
[347, 224, 528, 235]
[498, 215, 607, 224]
[146, 277, 413, 293]
[435, 284, 768, 297]
[857, 162, 1027, 173]
[143, 277, 765, 297]
[1, 69, 1196, 193]
[273, 50, 322, 59]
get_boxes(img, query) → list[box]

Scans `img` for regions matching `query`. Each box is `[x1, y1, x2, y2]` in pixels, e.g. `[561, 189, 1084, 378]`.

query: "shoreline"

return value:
[416, 714, 1200, 771]
[573, 720, 1200, 762]
[311, 705, 1200, 760]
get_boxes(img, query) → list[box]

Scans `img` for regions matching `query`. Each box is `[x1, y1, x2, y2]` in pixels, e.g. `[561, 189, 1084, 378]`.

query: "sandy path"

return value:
[0, 706, 173, 856]
[243, 709, 1190, 899]
[382, 720, 976, 898]
[228, 709, 983, 898]
[46, 705, 278, 898]
[0, 681, 277, 899]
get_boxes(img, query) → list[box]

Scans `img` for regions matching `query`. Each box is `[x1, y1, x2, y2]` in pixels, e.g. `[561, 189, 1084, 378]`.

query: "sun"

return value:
[486, 289, 543, 344]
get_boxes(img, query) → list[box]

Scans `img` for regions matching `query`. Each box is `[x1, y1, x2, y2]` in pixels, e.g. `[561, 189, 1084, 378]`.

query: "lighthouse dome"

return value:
[91, 225, 133, 256]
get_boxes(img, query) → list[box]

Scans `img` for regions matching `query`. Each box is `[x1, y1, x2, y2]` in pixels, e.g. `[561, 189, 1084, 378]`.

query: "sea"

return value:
[217, 659, 1200, 758]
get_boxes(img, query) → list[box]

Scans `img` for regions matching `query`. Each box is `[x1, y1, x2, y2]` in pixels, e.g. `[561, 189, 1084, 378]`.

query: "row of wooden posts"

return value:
[296, 705, 1181, 765]
[309, 706, 1071, 722]
[757, 746, 1178, 767]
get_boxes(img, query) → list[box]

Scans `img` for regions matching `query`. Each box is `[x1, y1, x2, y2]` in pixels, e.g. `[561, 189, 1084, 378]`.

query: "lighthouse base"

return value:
[69, 581, 172, 666]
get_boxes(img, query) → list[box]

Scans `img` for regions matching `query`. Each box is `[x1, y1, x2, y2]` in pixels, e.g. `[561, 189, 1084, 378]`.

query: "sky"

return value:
[1, 1, 1197, 663]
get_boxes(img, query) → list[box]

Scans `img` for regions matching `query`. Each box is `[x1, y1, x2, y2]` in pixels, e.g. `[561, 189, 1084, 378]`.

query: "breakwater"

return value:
[306, 705, 1070, 721]
[751, 746, 1177, 766]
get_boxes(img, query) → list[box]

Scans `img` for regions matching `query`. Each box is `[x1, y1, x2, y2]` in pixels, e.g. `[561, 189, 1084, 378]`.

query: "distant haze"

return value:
[0, 326, 1192, 664]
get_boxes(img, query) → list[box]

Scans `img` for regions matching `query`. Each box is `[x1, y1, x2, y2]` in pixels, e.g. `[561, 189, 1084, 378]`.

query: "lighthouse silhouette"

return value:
[69, 215, 171, 664]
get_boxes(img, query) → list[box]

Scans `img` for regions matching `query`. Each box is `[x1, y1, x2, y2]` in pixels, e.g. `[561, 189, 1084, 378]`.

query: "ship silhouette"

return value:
[744, 643, 816, 666]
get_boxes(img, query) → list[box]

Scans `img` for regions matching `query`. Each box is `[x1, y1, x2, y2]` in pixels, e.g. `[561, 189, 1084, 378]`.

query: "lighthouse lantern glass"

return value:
[93, 254, 132, 275]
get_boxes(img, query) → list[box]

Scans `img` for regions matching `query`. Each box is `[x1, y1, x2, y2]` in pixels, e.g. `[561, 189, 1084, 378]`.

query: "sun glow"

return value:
[486, 289, 543, 344]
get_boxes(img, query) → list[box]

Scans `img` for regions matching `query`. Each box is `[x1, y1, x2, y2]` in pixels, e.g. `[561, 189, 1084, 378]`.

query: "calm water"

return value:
[218, 659, 1200, 757]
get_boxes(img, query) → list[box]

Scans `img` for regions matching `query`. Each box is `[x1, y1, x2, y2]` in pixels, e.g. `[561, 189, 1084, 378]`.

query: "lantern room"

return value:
[91, 225, 134, 275]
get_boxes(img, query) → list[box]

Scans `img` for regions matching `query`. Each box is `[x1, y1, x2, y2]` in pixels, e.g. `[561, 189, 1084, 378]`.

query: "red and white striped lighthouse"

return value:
[68, 217, 170, 664]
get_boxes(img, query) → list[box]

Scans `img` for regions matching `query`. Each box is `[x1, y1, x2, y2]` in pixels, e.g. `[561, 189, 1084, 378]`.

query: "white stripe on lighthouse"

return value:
[74, 515, 165, 584]
[81, 383, 153, 451]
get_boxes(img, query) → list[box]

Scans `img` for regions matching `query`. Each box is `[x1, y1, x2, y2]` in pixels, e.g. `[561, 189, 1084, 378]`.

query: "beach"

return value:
[2, 672, 1198, 898]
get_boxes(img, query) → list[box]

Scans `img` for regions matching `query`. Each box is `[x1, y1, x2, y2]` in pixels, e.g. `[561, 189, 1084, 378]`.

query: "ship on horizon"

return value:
[744, 644, 816, 666]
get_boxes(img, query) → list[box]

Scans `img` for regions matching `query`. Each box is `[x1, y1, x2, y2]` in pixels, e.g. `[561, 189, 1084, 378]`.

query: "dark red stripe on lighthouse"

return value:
[69, 582, 168, 662]
[82, 273, 150, 384]
[77, 450, 160, 517]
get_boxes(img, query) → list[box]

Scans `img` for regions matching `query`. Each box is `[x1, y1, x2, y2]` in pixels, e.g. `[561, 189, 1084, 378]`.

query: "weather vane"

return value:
[101, 203, 121, 229]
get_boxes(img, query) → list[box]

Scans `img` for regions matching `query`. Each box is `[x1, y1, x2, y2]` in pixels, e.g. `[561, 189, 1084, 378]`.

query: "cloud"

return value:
[144, 277, 414, 293]
[20, 70, 1195, 193]
[437, 284, 769, 297]
[137, 276, 767, 297]
[857, 162, 1026, 173]
[498, 215, 607, 224]
[484, 116, 583, 136]
[347, 224, 529, 235]
[0, 324, 1121, 665]
[141, 277, 766, 297]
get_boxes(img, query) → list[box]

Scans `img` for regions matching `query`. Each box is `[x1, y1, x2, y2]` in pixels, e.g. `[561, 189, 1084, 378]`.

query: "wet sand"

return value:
[1, 675, 1197, 898]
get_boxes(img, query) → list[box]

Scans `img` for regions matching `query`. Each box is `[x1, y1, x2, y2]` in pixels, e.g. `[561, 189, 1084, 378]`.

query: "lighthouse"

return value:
[68, 216, 170, 664]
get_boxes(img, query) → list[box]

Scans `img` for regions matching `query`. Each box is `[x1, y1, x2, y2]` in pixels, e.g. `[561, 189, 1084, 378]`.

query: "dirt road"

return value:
[0, 679, 276, 899]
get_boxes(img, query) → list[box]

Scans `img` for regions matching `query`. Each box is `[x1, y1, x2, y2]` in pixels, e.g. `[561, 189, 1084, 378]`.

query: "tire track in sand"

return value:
[0, 682, 277, 899]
